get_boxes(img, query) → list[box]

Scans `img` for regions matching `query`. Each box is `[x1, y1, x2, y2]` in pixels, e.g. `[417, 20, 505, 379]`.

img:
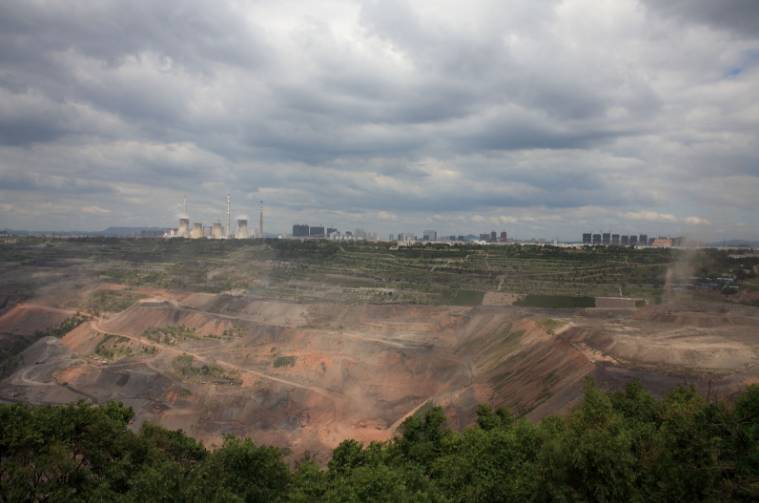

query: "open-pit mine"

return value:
[1, 238, 758, 460]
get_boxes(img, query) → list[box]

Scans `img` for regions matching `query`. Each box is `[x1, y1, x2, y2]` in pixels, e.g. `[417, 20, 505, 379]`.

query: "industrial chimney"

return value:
[259, 200, 264, 239]
[226, 193, 231, 239]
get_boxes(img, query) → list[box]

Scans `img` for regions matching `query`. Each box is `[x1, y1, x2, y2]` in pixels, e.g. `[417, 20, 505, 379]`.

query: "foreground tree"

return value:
[1, 382, 758, 502]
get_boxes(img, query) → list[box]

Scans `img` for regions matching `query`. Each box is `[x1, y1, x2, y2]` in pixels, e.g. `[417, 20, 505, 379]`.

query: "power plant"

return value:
[165, 195, 259, 240]
[236, 218, 249, 239]
[190, 222, 204, 239]
[178, 218, 190, 238]
[211, 222, 224, 239]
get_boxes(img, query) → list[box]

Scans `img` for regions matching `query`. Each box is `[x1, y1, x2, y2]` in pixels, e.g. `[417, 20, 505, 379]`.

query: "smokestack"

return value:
[259, 200, 264, 239]
[226, 193, 231, 239]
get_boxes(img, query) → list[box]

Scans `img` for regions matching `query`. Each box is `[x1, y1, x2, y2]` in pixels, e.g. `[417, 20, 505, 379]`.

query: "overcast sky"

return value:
[1, 0, 758, 240]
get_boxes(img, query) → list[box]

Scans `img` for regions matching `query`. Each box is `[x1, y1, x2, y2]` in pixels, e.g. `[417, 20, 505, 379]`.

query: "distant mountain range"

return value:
[707, 240, 759, 248]
[0, 226, 169, 237]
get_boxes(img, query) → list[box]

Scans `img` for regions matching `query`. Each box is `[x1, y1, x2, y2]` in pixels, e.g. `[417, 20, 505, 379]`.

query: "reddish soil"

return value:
[2, 294, 758, 461]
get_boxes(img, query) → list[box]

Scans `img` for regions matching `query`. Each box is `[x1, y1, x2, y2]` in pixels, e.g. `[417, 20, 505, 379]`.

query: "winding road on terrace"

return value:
[89, 319, 344, 401]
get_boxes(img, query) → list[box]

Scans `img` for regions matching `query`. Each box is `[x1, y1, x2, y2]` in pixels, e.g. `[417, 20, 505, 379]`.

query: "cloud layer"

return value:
[0, 0, 757, 240]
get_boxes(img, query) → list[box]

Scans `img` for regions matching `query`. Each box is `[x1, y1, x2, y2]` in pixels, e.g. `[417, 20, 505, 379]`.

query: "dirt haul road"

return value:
[2, 294, 758, 460]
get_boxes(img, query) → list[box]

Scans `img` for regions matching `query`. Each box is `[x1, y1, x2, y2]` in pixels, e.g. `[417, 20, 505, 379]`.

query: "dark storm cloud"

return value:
[0, 1, 267, 70]
[0, 0, 757, 239]
[642, 0, 759, 38]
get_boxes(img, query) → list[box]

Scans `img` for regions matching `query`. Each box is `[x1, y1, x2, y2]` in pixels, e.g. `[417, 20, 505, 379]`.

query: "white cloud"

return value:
[685, 216, 711, 225]
[376, 210, 398, 221]
[80, 206, 111, 215]
[623, 211, 678, 223]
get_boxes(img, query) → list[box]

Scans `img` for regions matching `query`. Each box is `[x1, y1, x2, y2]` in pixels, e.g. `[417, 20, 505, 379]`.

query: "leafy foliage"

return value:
[172, 354, 242, 385]
[143, 325, 197, 345]
[34, 312, 90, 339]
[84, 289, 143, 315]
[2, 382, 758, 502]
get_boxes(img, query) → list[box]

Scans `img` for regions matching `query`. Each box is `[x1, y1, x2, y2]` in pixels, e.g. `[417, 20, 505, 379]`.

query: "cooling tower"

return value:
[178, 218, 190, 238]
[236, 218, 249, 239]
[190, 222, 204, 239]
[211, 222, 224, 239]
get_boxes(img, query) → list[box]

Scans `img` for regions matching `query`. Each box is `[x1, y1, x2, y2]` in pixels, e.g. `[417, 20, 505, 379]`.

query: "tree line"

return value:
[1, 380, 757, 502]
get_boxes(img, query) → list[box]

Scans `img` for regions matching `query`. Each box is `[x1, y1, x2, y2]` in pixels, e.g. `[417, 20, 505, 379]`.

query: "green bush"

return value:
[273, 355, 296, 368]
[34, 313, 90, 339]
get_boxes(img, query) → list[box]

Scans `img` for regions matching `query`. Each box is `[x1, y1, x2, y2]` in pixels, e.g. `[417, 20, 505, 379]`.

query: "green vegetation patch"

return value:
[514, 294, 596, 308]
[84, 289, 144, 315]
[34, 313, 90, 339]
[445, 289, 485, 306]
[537, 318, 563, 334]
[143, 325, 197, 345]
[221, 323, 245, 338]
[172, 354, 241, 385]
[273, 355, 296, 368]
[95, 334, 131, 360]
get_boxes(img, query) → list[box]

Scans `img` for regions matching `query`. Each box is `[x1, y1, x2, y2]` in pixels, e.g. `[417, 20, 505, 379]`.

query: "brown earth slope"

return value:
[1, 294, 757, 460]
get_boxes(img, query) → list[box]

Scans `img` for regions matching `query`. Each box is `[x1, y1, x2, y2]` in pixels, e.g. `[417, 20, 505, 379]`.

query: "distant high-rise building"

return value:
[582, 233, 592, 244]
[500, 231, 508, 242]
[293, 224, 309, 237]
[479, 233, 490, 241]
[388, 233, 395, 241]
[612, 234, 620, 245]
[621, 235, 629, 245]
[602, 233, 611, 245]
[652, 237, 673, 248]
[423, 230, 437, 241]
[327, 227, 338, 237]
[639, 234, 648, 246]
[490, 231, 497, 242]
[592, 234, 602, 244]
[629, 235, 638, 246]
[309, 226, 325, 238]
